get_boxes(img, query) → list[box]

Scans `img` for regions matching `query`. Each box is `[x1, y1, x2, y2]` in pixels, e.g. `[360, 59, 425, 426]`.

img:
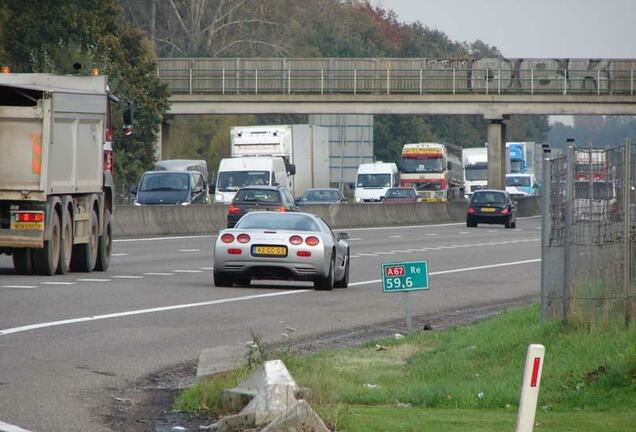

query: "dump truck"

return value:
[0, 73, 133, 275]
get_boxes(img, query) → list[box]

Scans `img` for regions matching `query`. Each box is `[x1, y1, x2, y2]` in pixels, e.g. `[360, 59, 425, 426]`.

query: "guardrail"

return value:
[113, 197, 540, 238]
[157, 58, 636, 96]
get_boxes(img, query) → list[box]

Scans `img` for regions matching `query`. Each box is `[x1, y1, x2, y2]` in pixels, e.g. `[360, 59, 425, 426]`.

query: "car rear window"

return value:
[303, 190, 340, 202]
[471, 191, 507, 205]
[235, 189, 281, 203]
[235, 213, 319, 231]
[386, 188, 415, 198]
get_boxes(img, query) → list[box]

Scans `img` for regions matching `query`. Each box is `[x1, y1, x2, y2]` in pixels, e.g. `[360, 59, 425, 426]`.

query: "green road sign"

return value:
[381, 261, 429, 292]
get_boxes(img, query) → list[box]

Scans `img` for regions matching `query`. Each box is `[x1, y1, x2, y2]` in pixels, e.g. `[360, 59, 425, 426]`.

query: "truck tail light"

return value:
[103, 149, 113, 172]
[16, 212, 44, 222]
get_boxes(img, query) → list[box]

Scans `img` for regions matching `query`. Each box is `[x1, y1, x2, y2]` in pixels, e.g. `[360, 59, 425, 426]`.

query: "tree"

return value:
[0, 0, 168, 184]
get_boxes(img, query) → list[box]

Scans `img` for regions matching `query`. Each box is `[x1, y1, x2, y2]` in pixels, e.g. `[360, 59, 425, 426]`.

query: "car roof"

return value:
[472, 189, 507, 194]
[143, 170, 193, 175]
[238, 185, 281, 191]
[305, 188, 339, 192]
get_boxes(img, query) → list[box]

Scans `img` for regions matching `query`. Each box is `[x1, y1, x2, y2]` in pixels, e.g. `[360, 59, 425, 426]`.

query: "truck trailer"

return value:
[0, 73, 133, 275]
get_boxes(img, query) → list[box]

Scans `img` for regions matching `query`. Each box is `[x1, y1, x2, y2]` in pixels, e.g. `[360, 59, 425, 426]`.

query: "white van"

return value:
[354, 162, 399, 202]
[214, 157, 290, 204]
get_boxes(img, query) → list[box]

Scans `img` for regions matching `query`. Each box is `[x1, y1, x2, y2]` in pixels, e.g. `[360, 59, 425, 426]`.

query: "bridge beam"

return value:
[487, 118, 507, 190]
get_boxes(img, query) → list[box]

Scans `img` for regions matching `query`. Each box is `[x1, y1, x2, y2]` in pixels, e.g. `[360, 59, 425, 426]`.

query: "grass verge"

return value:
[174, 305, 636, 430]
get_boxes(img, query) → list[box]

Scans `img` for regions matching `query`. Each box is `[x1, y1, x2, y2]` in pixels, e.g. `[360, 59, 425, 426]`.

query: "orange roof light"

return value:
[1, 65, 10, 74]
[90, 67, 100, 76]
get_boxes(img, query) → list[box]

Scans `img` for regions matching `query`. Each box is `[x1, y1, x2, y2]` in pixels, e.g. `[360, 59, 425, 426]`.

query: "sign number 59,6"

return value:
[385, 277, 413, 290]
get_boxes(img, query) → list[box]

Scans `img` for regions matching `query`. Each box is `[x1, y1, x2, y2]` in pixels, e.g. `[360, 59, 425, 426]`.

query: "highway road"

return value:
[0, 217, 541, 431]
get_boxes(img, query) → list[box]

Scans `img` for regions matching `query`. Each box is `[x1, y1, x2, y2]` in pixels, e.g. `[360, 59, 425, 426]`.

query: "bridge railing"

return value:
[157, 58, 636, 96]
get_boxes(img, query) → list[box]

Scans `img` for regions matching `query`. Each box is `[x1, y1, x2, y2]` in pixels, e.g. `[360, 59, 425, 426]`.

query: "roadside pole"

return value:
[563, 140, 576, 321]
[403, 292, 412, 332]
[540, 145, 551, 322]
[515, 344, 545, 432]
[624, 139, 632, 325]
[381, 261, 429, 332]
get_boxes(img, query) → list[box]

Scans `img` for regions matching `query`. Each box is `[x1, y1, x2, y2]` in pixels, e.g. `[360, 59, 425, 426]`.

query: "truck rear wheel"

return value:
[33, 210, 61, 276]
[71, 210, 98, 272]
[13, 249, 34, 275]
[95, 209, 112, 271]
[57, 206, 73, 274]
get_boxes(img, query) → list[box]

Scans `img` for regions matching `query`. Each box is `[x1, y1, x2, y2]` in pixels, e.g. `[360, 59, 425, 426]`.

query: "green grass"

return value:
[175, 305, 636, 430]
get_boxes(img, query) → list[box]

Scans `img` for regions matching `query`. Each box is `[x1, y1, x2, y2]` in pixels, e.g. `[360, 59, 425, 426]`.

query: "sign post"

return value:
[381, 261, 429, 332]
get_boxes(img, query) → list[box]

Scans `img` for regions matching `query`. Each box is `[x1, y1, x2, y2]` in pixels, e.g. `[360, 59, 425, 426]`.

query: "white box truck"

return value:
[229, 125, 330, 196]
[0, 73, 134, 275]
[354, 162, 399, 202]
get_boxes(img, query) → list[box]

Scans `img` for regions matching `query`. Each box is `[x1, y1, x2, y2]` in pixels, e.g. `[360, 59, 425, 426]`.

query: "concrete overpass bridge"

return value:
[157, 57, 636, 189]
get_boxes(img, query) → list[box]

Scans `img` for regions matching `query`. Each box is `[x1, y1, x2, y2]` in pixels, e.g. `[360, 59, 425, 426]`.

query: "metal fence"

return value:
[541, 140, 635, 326]
[156, 58, 636, 96]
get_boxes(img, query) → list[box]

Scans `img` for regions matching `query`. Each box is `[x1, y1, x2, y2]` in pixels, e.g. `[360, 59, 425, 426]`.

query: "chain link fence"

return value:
[541, 140, 635, 326]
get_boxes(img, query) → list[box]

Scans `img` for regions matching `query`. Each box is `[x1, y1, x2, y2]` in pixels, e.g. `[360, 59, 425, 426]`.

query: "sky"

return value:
[373, 0, 636, 59]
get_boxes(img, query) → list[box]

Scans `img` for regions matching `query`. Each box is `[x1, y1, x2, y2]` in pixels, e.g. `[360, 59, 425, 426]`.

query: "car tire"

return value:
[33, 209, 61, 276]
[214, 270, 234, 287]
[315, 255, 335, 291]
[466, 220, 477, 228]
[505, 218, 513, 229]
[57, 206, 73, 274]
[95, 208, 112, 271]
[235, 276, 251, 287]
[334, 250, 350, 289]
[510, 221, 517, 229]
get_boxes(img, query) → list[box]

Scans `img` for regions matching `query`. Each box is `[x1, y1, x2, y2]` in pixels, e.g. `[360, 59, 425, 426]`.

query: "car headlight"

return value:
[134, 201, 141, 206]
[355, 197, 361, 203]
[215, 194, 222, 201]
[181, 201, 191, 206]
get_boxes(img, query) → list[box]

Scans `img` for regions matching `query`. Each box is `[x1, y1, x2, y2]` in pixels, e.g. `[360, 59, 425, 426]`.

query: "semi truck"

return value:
[0, 73, 133, 275]
[399, 143, 464, 202]
[215, 125, 329, 203]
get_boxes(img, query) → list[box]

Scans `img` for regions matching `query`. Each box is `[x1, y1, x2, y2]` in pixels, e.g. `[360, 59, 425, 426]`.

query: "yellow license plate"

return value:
[10, 221, 44, 231]
[481, 207, 496, 213]
[253, 246, 287, 256]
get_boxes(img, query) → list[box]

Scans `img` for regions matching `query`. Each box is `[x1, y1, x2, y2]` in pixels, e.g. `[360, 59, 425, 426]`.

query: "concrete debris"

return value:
[363, 383, 381, 389]
[203, 360, 329, 432]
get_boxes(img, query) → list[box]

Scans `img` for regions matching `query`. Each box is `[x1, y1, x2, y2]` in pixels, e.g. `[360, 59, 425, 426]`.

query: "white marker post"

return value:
[515, 344, 545, 432]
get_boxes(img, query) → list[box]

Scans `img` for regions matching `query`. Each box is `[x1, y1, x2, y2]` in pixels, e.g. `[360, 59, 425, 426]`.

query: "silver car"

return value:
[213, 212, 350, 290]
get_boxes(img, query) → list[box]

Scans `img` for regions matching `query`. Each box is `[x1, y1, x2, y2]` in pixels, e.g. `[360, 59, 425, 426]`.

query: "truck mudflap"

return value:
[0, 228, 44, 248]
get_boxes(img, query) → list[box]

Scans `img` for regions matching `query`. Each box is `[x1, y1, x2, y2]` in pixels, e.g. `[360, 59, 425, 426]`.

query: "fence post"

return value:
[514, 345, 545, 432]
[540, 147, 552, 322]
[485, 68, 489, 95]
[597, 69, 601, 95]
[563, 139, 576, 321]
[624, 138, 632, 325]
[453, 68, 456, 94]
[419, 68, 423, 95]
[288, 68, 291, 94]
[255, 69, 258, 95]
[563, 69, 568, 95]
[222, 68, 225, 94]
[531, 68, 534, 95]
[188, 62, 193, 94]
[353, 68, 357, 95]
[498, 68, 501, 95]
[631, 69, 634, 96]
[386, 68, 390, 95]
[321, 69, 324, 95]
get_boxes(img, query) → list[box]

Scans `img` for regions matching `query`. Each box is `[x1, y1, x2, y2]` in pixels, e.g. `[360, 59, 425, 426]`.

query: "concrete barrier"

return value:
[112, 196, 540, 238]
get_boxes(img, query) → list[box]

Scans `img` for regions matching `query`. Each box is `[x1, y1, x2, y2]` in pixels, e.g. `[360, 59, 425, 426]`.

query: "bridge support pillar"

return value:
[486, 118, 507, 190]
[156, 116, 173, 160]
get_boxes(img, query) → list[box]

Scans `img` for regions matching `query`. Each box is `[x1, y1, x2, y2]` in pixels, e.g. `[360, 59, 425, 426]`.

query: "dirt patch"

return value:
[584, 366, 607, 384]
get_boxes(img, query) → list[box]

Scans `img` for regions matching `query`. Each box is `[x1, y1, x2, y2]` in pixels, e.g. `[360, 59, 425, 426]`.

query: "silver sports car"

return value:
[213, 212, 350, 290]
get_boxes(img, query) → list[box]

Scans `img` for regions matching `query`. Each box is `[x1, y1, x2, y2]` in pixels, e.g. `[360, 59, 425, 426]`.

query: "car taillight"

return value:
[467, 207, 476, 214]
[103, 149, 113, 172]
[228, 248, 242, 255]
[276, 207, 287, 212]
[237, 233, 251, 243]
[228, 205, 240, 215]
[501, 207, 510, 215]
[221, 233, 235, 243]
[297, 251, 312, 257]
[15, 212, 44, 222]
[305, 236, 320, 246]
[289, 235, 303, 245]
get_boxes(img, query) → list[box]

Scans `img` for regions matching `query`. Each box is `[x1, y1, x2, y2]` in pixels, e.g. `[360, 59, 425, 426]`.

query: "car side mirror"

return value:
[295, 198, 303, 206]
[337, 232, 350, 241]
[129, 185, 138, 195]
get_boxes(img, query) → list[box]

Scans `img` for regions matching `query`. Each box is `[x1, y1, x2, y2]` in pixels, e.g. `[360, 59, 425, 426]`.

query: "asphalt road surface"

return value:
[0, 217, 541, 431]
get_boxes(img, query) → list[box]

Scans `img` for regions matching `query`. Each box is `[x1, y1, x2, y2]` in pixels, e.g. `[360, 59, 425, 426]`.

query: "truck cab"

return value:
[505, 173, 539, 198]
[214, 157, 290, 204]
[354, 162, 399, 203]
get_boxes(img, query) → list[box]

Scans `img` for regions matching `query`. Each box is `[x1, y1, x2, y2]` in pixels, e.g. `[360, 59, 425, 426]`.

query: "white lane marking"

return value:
[0, 420, 32, 432]
[350, 255, 360, 258]
[111, 253, 128, 257]
[0, 258, 541, 338]
[179, 249, 201, 252]
[488, 230, 497, 233]
[376, 251, 396, 255]
[144, 272, 174, 276]
[40, 282, 75, 285]
[459, 231, 470, 234]
[77, 278, 111, 282]
[342, 216, 540, 232]
[426, 233, 437, 236]
[358, 253, 378, 257]
[347, 258, 541, 287]
[516, 229, 524, 231]
[114, 234, 216, 243]
[347, 238, 363, 241]
[1, 285, 37, 289]
[389, 235, 402, 238]
[173, 270, 202, 273]
[199, 267, 215, 270]
[391, 250, 413, 253]
[112, 275, 144, 279]
[0, 290, 311, 337]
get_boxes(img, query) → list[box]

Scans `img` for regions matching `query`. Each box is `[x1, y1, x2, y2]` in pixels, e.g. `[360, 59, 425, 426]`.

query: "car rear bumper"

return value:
[467, 214, 512, 224]
[216, 260, 321, 281]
